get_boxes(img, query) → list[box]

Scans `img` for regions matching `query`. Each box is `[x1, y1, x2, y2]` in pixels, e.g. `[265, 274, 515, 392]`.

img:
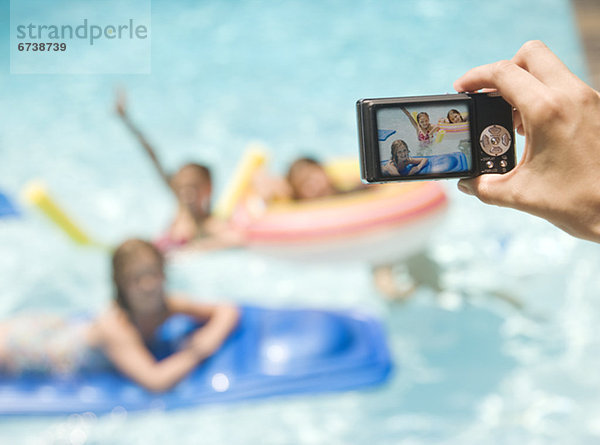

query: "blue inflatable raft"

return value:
[381, 152, 469, 176]
[0, 306, 391, 415]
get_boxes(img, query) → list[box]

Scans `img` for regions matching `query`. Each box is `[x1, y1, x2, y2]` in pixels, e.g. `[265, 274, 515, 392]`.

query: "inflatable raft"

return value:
[234, 180, 447, 265]
[437, 120, 469, 134]
[381, 152, 469, 177]
[0, 305, 391, 415]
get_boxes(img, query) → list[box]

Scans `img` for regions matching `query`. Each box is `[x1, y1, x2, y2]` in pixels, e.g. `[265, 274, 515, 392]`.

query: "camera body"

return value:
[357, 92, 515, 183]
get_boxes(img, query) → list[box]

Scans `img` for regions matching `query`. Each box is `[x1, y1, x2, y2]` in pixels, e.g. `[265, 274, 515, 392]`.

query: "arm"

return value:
[407, 157, 428, 175]
[429, 124, 440, 135]
[381, 161, 400, 176]
[115, 91, 174, 193]
[168, 297, 240, 359]
[454, 40, 600, 242]
[98, 317, 206, 393]
[400, 106, 419, 132]
[251, 168, 293, 202]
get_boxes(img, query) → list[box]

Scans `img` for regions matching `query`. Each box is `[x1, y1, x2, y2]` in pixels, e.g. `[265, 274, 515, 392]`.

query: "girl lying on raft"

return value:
[0, 239, 239, 392]
[381, 139, 428, 177]
[115, 92, 243, 252]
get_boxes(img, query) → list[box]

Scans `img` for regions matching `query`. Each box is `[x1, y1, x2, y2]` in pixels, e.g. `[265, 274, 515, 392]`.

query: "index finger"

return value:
[453, 59, 549, 112]
[512, 40, 576, 88]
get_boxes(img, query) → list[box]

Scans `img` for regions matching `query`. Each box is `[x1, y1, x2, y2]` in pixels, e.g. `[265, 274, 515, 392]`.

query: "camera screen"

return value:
[376, 101, 472, 178]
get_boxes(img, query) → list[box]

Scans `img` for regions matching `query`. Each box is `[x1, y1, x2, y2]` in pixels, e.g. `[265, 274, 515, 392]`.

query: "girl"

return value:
[381, 139, 428, 176]
[440, 108, 466, 124]
[0, 239, 239, 392]
[116, 92, 242, 252]
[286, 157, 339, 200]
[401, 107, 439, 146]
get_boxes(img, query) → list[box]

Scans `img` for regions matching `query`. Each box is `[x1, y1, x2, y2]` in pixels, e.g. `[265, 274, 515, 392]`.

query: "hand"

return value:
[454, 40, 600, 242]
[251, 168, 292, 202]
[408, 165, 421, 175]
[185, 329, 221, 361]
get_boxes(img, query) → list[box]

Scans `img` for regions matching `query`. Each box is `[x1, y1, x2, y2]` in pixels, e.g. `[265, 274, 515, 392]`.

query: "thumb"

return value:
[457, 174, 517, 208]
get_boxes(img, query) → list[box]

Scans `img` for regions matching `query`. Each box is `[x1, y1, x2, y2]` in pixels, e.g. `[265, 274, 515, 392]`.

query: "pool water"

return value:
[2, 0, 600, 443]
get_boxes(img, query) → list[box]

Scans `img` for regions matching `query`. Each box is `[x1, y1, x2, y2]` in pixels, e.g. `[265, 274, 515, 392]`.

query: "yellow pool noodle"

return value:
[213, 143, 268, 220]
[22, 181, 101, 247]
[435, 129, 445, 143]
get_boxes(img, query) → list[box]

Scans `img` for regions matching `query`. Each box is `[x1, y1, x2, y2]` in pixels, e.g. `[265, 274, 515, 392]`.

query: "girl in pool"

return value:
[0, 239, 239, 392]
[440, 108, 466, 124]
[115, 92, 243, 252]
[253, 157, 365, 202]
[382, 139, 428, 176]
[286, 157, 340, 200]
[401, 107, 439, 146]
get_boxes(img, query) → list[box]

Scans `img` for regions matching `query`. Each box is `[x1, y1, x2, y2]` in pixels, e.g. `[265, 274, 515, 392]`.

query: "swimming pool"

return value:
[2, 0, 598, 443]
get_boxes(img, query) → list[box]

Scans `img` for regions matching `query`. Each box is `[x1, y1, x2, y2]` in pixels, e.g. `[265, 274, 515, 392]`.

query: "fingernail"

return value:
[458, 183, 474, 196]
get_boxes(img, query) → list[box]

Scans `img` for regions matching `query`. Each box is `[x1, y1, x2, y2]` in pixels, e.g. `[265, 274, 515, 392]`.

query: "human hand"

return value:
[184, 329, 221, 361]
[251, 168, 292, 202]
[408, 165, 421, 175]
[454, 40, 600, 242]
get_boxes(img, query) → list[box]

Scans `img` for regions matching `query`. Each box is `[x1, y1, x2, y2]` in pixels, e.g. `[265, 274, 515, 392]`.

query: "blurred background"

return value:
[2, 0, 600, 443]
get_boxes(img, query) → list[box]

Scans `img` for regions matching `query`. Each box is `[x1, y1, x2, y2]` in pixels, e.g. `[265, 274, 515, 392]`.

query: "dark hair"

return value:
[447, 109, 464, 122]
[112, 239, 165, 316]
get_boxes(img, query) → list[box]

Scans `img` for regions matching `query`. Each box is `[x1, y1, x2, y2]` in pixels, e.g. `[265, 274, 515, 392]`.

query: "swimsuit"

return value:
[154, 233, 189, 252]
[0, 314, 108, 375]
[418, 128, 434, 145]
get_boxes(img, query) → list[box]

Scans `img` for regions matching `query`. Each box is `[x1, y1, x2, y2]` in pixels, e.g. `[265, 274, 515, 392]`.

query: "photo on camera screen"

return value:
[376, 101, 472, 178]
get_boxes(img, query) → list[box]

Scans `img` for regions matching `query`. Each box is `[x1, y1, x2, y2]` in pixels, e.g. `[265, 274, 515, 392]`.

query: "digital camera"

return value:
[357, 92, 515, 183]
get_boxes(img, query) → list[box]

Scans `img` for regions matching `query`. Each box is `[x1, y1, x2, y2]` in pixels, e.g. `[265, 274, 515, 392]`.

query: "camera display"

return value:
[357, 93, 515, 183]
[376, 101, 472, 178]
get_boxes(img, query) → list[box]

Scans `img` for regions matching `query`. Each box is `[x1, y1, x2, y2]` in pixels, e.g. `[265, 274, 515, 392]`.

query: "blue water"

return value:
[2, 0, 600, 443]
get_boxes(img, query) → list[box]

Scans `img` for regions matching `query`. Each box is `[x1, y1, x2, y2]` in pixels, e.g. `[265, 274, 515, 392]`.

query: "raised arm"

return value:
[115, 90, 174, 193]
[400, 106, 419, 132]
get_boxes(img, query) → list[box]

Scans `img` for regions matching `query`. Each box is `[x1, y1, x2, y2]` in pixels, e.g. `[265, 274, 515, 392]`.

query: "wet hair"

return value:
[447, 109, 465, 123]
[112, 239, 165, 316]
[286, 157, 323, 200]
[390, 139, 409, 164]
